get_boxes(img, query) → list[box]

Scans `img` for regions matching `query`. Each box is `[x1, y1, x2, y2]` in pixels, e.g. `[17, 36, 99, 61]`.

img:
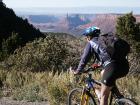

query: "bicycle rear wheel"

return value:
[68, 88, 97, 105]
[115, 98, 138, 105]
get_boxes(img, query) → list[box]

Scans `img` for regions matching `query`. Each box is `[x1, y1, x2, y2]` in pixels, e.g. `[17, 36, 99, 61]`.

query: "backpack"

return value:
[98, 33, 130, 59]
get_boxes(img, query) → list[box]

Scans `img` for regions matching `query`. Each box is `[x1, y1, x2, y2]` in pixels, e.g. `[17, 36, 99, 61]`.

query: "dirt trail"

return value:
[0, 97, 49, 105]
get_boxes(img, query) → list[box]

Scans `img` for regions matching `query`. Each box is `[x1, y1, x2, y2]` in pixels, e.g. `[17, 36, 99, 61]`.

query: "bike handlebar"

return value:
[79, 64, 101, 74]
[78, 66, 102, 86]
[82, 67, 95, 73]
[70, 64, 101, 75]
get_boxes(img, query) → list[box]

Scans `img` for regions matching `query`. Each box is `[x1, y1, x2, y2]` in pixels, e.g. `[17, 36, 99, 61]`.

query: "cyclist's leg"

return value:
[94, 87, 101, 100]
[100, 68, 114, 105]
[100, 83, 112, 105]
[93, 69, 106, 100]
[93, 69, 113, 104]
[100, 60, 129, 105]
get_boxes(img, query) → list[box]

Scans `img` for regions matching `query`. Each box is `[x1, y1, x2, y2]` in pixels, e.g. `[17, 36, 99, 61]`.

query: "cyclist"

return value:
[73, 26, 129, 105]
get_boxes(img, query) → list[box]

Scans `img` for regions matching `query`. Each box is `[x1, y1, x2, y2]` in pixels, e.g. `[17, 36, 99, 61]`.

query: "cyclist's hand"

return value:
[73, 70, 81, 75]
[91, 63, 101, 69]
[69, 67, 81, 75]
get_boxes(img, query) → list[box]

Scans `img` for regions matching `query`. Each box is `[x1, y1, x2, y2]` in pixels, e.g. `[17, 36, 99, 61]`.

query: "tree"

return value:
[0, 3, 45, 61]
[116, 12, 140, 53]
[116, 12, 136, 41]
[116, 12, 140, 75]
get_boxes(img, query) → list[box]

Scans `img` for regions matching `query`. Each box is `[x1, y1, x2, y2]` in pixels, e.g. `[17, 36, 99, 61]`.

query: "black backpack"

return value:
[98, 33, 130, 59]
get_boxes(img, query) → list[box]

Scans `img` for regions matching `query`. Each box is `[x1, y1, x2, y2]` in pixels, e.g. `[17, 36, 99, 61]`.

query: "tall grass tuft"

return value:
[46, 71, 71, 105]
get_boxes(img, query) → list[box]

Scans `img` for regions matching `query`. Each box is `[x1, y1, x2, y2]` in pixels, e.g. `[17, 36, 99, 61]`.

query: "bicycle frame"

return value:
[80, 89, 90, 105]
[79, 70, 124, 105]
[78, 72, 100, 105]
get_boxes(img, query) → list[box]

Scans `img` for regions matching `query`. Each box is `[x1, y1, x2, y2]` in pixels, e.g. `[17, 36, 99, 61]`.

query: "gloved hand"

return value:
[73, 70, 81, 75]
[69, 67, 81, 75]
[91, 63, 101, 69]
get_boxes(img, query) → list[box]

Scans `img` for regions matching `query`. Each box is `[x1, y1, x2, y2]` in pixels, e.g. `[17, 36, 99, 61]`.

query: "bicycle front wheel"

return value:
[115, 98, 138, 105]
[68, 88, 97, 105]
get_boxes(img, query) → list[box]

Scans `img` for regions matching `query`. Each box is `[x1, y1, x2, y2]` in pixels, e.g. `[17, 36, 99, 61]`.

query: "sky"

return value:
[2, 0, 140, 14]
[3, 0, 140, 8]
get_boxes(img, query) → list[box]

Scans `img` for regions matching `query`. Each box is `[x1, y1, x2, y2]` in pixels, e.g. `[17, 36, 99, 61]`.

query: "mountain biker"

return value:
[73, 26, 129, 105]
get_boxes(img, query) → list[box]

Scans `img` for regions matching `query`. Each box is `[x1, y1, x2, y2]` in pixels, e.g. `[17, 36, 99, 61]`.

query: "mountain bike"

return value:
[68, 66, 138, 105]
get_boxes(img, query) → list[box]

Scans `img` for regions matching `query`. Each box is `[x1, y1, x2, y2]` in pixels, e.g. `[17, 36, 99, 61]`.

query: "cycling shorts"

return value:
[101, 59, 129, 87]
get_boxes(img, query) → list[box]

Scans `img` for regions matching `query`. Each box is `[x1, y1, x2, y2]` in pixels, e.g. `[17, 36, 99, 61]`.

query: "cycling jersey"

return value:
[77, 37, 111, 71]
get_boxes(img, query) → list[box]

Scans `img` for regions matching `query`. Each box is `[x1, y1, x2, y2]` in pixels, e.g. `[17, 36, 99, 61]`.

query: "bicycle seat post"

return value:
[89, 73, 92, 79]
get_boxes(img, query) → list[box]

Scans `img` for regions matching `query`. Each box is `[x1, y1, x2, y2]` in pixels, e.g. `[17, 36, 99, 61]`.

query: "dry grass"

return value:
[117, 75, 140, 103]
[0, 69, 139, 104]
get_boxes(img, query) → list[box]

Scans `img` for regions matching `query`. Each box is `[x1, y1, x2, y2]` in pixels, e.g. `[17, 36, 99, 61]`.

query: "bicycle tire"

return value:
[68, 88, 98, 105]
[115, 98, 138, 105]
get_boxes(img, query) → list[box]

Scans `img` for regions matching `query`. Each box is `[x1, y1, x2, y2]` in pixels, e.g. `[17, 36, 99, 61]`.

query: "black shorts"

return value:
[101, 59, 129, 87]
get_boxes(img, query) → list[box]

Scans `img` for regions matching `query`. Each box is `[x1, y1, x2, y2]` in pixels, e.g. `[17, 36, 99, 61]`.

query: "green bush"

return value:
[2, 33, 83, 73]
[2, 35, 67, 72]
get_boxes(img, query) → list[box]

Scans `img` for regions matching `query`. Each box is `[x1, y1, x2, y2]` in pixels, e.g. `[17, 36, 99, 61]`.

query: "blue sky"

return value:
[2, 0, 140, 14]
[3, 0, 140, 8]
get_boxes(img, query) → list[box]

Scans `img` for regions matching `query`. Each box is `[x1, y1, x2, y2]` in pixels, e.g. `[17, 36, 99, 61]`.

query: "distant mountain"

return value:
[78, 14, 119, 34]
[22, 14, 95, 35]
[21, 13, 140, 36]
[29, 15, 59, 23]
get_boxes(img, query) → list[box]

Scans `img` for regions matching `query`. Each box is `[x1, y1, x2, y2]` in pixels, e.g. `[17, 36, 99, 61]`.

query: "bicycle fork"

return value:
[80, 89, 89, 105]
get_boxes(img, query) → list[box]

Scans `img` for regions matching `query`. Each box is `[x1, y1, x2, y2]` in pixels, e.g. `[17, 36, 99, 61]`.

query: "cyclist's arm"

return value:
[77, 42, 94, 72]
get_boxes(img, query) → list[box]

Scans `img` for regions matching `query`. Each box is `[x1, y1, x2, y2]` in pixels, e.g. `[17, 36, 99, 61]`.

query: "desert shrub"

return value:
[2, 35, 69, 72]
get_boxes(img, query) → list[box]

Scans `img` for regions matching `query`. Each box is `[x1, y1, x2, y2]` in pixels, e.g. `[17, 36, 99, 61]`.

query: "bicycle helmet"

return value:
[83, 26, 100, 37]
